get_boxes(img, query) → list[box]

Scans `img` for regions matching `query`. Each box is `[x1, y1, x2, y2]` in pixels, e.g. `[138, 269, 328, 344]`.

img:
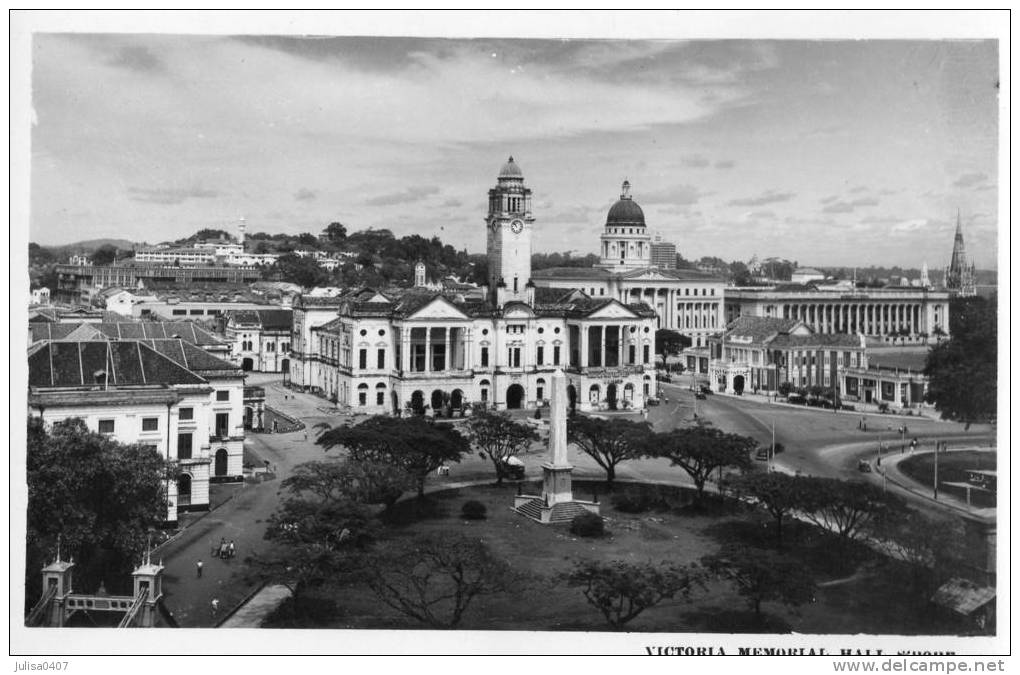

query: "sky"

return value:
[28, 33, 1000, 269]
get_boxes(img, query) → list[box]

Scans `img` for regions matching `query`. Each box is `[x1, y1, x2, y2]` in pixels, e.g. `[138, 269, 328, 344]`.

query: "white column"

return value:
[424, 327, 431, 372]
[444, 327, 451, 372]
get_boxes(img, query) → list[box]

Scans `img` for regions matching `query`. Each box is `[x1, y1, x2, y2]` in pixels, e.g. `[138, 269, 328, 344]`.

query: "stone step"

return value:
[549, 501, 593, 523]
[514, 498, 545, 521]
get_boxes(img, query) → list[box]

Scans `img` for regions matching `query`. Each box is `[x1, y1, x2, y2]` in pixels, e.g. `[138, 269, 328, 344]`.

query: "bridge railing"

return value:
[24, 585, 57, 627]
[116, 589, 149, 628]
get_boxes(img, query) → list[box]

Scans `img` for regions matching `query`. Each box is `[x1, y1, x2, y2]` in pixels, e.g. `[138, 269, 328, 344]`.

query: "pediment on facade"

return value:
[366, 292, 390, 304]
[790, 323, 812, 336]
[623, 270, 680, 282]
[407, 297, 470, 320]
[586, 301, 639, 319]
[503, 303, 535, 319]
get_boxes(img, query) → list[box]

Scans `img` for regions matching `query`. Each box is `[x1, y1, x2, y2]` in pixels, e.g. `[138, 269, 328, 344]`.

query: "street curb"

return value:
[216, 580, 268, 628]
[152, 483, 246, 557]
[875, 449, 996, 523]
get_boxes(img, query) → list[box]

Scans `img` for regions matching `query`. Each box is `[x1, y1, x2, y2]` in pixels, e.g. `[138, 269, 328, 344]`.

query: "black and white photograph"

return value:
[10, 10, 1008, 663]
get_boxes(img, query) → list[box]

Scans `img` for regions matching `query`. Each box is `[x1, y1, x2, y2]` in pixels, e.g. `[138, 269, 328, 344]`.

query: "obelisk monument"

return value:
[541, 368, 574, 505]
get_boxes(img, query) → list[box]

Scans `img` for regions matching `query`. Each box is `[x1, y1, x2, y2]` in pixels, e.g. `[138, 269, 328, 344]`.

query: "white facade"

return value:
[302, 159, 660, 415]
[724, 287, 952, 339]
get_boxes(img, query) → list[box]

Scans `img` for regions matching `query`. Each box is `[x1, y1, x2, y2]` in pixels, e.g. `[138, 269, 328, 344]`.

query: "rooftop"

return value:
[29, 340, 208, 389]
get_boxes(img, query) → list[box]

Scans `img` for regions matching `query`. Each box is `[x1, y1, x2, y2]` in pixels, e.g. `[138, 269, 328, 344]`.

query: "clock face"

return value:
[510, 219, 524, 234]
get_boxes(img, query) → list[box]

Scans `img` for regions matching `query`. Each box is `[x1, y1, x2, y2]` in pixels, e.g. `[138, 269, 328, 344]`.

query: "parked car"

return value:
[755, 447, 770, 461]
[647, 397, 661, 406]
[857, 459, 872, 473]
[497, 456, 526, 480]
[695, 392, 707, 400]
[699, 385, 713, 395]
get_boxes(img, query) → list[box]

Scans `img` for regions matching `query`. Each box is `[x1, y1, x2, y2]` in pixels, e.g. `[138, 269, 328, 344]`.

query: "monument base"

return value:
[541, 462, 574, 506]
[512, 494, 600, 524]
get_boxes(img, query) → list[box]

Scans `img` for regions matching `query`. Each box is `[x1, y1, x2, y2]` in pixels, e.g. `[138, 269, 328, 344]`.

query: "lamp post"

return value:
[933, 439, 940, 500]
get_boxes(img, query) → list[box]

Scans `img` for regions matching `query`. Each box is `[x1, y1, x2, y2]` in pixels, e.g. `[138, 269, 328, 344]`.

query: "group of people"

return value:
[213, 538, 236, 560]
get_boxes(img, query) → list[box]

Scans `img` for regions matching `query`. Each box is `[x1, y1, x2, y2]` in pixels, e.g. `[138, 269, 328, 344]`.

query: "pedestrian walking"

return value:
[196, 560, 203, 578]
[228, 540, 236, 558]
[304, 430, 308, 442]
[211, 598, 220, 617]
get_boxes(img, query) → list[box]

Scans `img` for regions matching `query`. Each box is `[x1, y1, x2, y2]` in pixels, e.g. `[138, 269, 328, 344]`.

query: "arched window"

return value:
[375, 382, 386, 406]
[589, 384, 600, 403]
[357, 383, 368, 406]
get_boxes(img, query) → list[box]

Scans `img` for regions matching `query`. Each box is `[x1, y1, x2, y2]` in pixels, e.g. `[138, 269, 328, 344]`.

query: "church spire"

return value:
[945, 209, 976, 296]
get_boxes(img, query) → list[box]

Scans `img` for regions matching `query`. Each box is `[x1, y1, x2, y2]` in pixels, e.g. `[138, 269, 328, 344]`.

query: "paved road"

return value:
[656, 381, 996, 520]
[155, 374, 995, 625]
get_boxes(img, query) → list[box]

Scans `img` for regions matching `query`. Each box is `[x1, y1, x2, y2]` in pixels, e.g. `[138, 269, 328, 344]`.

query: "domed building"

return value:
[598, 181, 652, 271]
[289, 157, 661, 415]
[532, 179, 726, 353]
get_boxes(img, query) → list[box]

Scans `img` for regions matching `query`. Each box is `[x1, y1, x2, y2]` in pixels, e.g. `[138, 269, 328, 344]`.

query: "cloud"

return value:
[126, 186, 219, 204]
[890, 219, 930, 235]
[727, 190, 795, 207]
[440, 198, 463, 208]
[848, 185, 868, 194]
[953, 172, 988, 188]
[640, 184, 704, 205]
[822, 197, 879, 213]
[745, 210, 776, 220]
[365, 185, 439, 206]
[106, 45, 164, 72]
[820, 195, 839, 205]
[293, 188, 317, 202]
[714, 160, 736, 170]
[680, 154, 710, 169]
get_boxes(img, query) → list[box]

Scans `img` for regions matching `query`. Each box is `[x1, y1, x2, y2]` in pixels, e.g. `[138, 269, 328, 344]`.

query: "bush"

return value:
[612, 488, 663, 514]
[570, 512, 605, 538]
[461, 500, 487, 520]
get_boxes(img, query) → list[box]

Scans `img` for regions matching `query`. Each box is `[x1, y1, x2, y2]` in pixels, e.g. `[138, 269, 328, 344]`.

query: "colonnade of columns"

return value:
[783, 302, 930, 336]
[577, 323, 649, 369]
[621, 286, 723, 335]
[401, 325, 469, 373]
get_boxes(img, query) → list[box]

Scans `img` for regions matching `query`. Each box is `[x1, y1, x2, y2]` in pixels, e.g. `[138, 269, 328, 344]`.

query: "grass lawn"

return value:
[260, 480, 974, 634]
[898, 450, 996, 508]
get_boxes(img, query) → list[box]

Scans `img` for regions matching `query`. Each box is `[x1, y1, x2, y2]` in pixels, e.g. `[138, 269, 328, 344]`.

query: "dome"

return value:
[606, 180, 645, 227]
[498, 155, 524, 179]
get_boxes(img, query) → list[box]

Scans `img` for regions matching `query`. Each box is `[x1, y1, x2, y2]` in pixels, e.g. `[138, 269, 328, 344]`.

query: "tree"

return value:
[873, 511, 968, 599]
[465, 409, 538, 485]
[924, 296, 997, 427]
[655, 328, 691, 361]
[644, 425, 755, 504]
[26, 418, 167, 603]
[702, 545, 816, 621]
[564, 560, 702, 629]
[777, 382, 793, 397]
[281, 458, 413, 509]
[91, 244, 119, 266]
[323, 222, 348, 246]
[317, 416, 469, 498]
[796, 476, 904, 543]
[249, 500, 370, 606]
[273, 252, 329, 288]
[567, 415, 652, 485]
[363, 533, 518, 628]
[724, 472, 806, 547]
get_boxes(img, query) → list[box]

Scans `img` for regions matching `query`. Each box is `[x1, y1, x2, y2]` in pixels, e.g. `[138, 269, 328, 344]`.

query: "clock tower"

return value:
[486, 156, 535, 306]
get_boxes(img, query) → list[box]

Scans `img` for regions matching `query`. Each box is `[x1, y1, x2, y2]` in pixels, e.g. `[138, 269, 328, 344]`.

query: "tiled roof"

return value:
[227, 309, 293, 331]
[530, 267, 614, 280]
[294, 294, 346, 308]
[770, 333, 863, 348]
[28, 341, 207, 388]
[140, 338, 242, 375]
[30, 321, 226, 346]
[723, 316, 803, 344]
